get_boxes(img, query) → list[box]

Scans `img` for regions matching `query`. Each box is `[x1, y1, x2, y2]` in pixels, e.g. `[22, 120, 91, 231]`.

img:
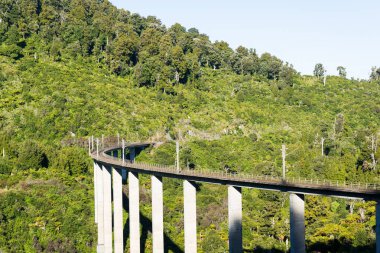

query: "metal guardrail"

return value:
[88, 142, 380, 192]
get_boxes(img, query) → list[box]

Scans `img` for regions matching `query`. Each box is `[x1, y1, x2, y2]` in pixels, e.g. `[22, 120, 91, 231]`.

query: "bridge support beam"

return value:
[228, 186, 242, 253]
[377, 202, 380, 253]
[95, 162, 104, 252]
[94, 162, 99, 224]
[129, 172, 140, 253]
[290, 193, 305, 253]
[130, 147, 136, 163]
[184, 180, 197, 253]
[103, 165, 113, 253]
[122, 169, 127, 184]
[113, 168, 123, 253]
[121, 146, 127, 182]
[152, 175, 164, 253]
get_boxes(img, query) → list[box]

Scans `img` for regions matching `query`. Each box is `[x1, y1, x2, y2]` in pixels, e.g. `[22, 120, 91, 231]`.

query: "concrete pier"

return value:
[129, 172, 140, 253]
[95, 162, 104, 252]
[113, 168, 123, 253]
[228, 186, 242, 253]
[290, 193, 305, 253]
[184, 180, 197, 253]
[377, 202, 380, 253]
[94, 162, 99, 223]
[152, 175, 164, 253]
[122, 169, 127, 184]
[103, 165, 113, 253]
[130, 147, 136, 163]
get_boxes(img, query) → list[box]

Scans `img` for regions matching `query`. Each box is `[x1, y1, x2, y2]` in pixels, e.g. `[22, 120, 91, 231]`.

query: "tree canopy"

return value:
[0, 0, 298, 87]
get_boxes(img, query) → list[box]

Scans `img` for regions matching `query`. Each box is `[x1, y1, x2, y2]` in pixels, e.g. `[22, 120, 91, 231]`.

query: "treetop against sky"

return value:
[112, 0, 380, 79]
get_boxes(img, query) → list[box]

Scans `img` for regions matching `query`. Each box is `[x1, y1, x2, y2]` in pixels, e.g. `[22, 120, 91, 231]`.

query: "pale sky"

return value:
[110, 0, 380, 79]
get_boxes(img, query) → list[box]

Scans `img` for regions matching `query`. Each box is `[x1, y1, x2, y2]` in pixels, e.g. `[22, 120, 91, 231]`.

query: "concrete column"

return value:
[103, 165, 113, 253]
[94, 162, 98, 224]
[113, 168, 123, 253]
[290, 193, 305, 253]
[377, 202, 380, 253]
[130, 147, 136, 163]
[122, 169, 127, 184]
[122, 140, 125, 163]
[121, 145, 126, 183]
[96, 162, 104, 252]
[129, 172, 140, 253]
[184, 180, 197, 253]
[152, 176, 164, 253]
[228, 186, 242, 253]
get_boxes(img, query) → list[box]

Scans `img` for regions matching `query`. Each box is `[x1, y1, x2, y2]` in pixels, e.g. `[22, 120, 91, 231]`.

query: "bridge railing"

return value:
[94, 148, 380, 192]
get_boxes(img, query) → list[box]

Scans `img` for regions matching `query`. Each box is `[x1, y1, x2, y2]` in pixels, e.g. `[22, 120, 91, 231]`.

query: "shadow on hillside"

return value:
[242, 242, 375, 253]
[243, 247, 284, 253]
[122, 190, 184, 253]
[307, 241, 375, 253]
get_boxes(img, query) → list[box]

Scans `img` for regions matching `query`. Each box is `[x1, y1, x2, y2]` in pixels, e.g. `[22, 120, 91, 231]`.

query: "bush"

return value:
[0, 158, 12, 175]
[0, 72, 6, 83]
[17, 59, 37, 71]
[17, 140, 48, 170]
[53, 147, 90, 176]
[0, 44, 23, 59]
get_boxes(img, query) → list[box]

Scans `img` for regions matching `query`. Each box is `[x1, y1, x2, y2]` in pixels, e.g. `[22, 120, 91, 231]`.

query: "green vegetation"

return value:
[0, 0, 380, 252]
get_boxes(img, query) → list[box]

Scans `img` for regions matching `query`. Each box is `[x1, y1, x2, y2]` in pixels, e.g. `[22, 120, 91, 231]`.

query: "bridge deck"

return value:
[91, 145, 380, 201]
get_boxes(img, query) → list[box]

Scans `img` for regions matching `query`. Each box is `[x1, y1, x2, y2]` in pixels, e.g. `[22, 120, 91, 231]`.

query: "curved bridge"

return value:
[91, 142, 380, 253]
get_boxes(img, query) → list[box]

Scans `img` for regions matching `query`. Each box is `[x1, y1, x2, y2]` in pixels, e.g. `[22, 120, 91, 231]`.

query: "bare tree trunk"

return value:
[282, 144, 287, 180]
[349, 201, 354, 214]
[359, 207, 365, 222]
[371, 135, 377, 170]
[321, 137, 325, 156]
[332, 118, 336, 142]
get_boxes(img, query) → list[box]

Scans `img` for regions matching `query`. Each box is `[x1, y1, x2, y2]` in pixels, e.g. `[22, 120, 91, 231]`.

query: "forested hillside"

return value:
[0, 0, 380, 252]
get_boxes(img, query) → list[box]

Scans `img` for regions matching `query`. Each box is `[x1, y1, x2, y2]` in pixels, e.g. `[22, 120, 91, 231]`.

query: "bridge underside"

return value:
[103, 162, 378, 201]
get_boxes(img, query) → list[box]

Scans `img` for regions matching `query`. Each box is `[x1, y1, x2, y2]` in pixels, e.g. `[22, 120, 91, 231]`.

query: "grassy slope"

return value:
[1, 56, 380, 252]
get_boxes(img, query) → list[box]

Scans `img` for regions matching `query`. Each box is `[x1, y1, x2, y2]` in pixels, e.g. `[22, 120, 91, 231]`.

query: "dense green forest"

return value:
[0, 0, 380, 252]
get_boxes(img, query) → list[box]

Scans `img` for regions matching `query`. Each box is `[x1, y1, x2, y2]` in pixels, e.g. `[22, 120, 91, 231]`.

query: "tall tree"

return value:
[314, 63, 326, 79]
[110, 33, 139, 75]
[337, 66, 347, 78]
[370, 67, 380, 82]
[259, 53, 282, 80]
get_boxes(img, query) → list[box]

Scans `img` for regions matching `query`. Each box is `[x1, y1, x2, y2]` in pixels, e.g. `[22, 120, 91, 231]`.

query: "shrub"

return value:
[17, 140, 48, 170]
[0, 158, 12, 175]
[54, 147, 90, 176]
[0, 44, 23, 59]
